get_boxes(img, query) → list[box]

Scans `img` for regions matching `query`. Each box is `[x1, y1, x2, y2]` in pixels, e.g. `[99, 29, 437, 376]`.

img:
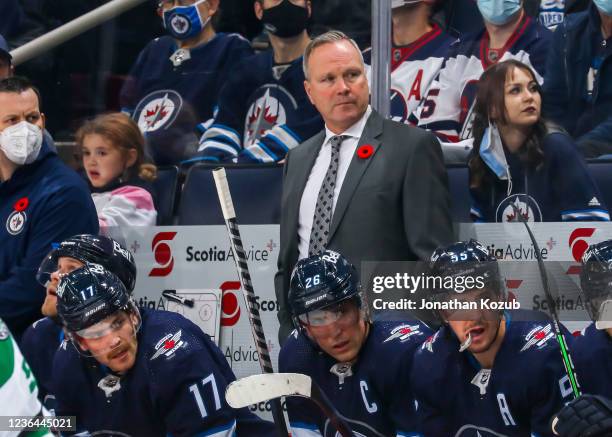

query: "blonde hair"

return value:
[76, 112, 157, 182]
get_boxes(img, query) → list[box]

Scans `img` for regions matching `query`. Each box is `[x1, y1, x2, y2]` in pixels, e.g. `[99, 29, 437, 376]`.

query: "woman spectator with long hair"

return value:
[469, 59, 609, 223]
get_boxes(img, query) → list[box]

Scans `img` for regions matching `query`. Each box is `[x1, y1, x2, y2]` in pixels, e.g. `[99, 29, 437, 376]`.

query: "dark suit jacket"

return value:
[275, 109, 454, 342]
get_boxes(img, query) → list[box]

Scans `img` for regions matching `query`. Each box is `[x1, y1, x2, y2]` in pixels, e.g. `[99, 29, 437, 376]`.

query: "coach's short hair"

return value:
[303, 30, 364, 80]
[0, 76, 42, 108]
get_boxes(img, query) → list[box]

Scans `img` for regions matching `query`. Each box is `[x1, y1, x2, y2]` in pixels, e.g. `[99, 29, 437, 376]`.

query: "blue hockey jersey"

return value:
[279, 321, 432, 436]
[571, 323, 611, 398]
[363, 23, 455, 124]
[186, 50, 323, 164]
[411, 310, 575, 437]
[413, 14, 552, 142]
[20, 317, 63, 412]
[0, 140, 98, 340]
[119, 33, 253, 165]
[52, 308, 273, 436]
[469, 132, 610, 222]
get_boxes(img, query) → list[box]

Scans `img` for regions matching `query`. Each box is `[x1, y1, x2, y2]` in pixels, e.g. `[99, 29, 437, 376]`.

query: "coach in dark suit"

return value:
[275, 30, 454, 342]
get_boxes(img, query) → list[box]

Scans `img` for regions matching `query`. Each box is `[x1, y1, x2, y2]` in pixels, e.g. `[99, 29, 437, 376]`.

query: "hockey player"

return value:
[411, 239, 574, 436]
[363, 0, 455, 125]
[119, 0, 253, 165]
[186, 0, 323, 164]
[53, 264, 273, 436]
[19, 234, 136, 411]
[279, 250, 431, 436]
[0, 318, 52, 437]
[571, 240, 612, 397]
[411, 0, 552, 144]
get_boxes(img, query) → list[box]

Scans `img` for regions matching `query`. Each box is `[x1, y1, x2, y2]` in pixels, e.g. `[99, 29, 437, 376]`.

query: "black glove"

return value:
[552, 395, 612, 437]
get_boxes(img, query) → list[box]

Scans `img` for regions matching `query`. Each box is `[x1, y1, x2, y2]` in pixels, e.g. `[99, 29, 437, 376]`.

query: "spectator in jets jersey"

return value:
[411, 0, 552, 150]
[186, 0, 323, 164]
[363, 0, 455, 125]
[468, 60, 609, 223]
[120, 0, 253, 165]
[542, 0, 612, 158]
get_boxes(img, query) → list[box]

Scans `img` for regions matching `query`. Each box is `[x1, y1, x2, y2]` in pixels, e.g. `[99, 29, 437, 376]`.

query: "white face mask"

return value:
[0, 121, 43, 165]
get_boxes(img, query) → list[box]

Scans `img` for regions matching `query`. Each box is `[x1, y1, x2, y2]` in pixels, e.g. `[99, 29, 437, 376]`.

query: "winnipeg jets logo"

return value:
[496, 194, 542, 223]
[97, 374, 122, 398]
[520, 324, 554, 352]
[6, 210, 26, 235]
[170, 14, 190, 36]
[243, 84, 297, 145]
[384, 324, 421, 343]
[244, 89, 284, 144]
[151, 330, 184, 360]
[134, 90, 182, 133]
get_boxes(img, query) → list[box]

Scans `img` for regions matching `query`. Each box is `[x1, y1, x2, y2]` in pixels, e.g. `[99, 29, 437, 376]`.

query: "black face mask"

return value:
[261, 1, 308, 38]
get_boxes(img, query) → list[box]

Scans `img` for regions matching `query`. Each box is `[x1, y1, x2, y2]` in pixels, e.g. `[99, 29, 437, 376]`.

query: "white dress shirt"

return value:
[297, 106, 373, 260]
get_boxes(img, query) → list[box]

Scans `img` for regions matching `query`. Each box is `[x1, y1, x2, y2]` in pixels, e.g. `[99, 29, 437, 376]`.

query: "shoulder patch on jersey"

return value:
[421, 330, 441, 353]
[150, 330, 185, 361]
[383, 324, 423, 343]
[519, 324, 554, 352]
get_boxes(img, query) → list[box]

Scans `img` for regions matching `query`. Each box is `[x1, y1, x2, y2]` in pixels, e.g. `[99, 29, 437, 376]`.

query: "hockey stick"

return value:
[511, 204, 581, 398]
[162, 289, 195, 308]
[212, 168, 289, 436]
[226, 373, 353, 437]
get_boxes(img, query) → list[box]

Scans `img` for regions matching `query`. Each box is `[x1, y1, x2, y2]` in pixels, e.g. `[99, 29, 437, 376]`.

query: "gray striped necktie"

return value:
[308, 135, 347, 256]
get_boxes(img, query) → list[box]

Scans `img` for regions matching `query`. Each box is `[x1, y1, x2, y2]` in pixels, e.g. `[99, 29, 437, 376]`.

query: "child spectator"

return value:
[76, 113, 158, 229]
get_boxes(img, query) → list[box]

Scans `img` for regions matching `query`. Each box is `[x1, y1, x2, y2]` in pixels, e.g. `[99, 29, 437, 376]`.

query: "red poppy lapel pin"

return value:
[357, 144, 374, 159]
[7, 197, 29, 235]
[14, 197, 29, 212]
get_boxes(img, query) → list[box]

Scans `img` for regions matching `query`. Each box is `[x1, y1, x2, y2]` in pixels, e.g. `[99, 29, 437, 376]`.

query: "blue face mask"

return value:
[593, 0, 612, 16]
[163, 0, 210, 40]
[479, 122, 513, 196]
[477, 0, 521, 25]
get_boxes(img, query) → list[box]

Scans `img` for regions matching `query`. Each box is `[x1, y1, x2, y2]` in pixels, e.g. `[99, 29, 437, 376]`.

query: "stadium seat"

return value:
[153, 166, 180, 225]
[446, 165, 471, 223]
[587, 160, 612, 212]
[178, 163, 283, 225]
